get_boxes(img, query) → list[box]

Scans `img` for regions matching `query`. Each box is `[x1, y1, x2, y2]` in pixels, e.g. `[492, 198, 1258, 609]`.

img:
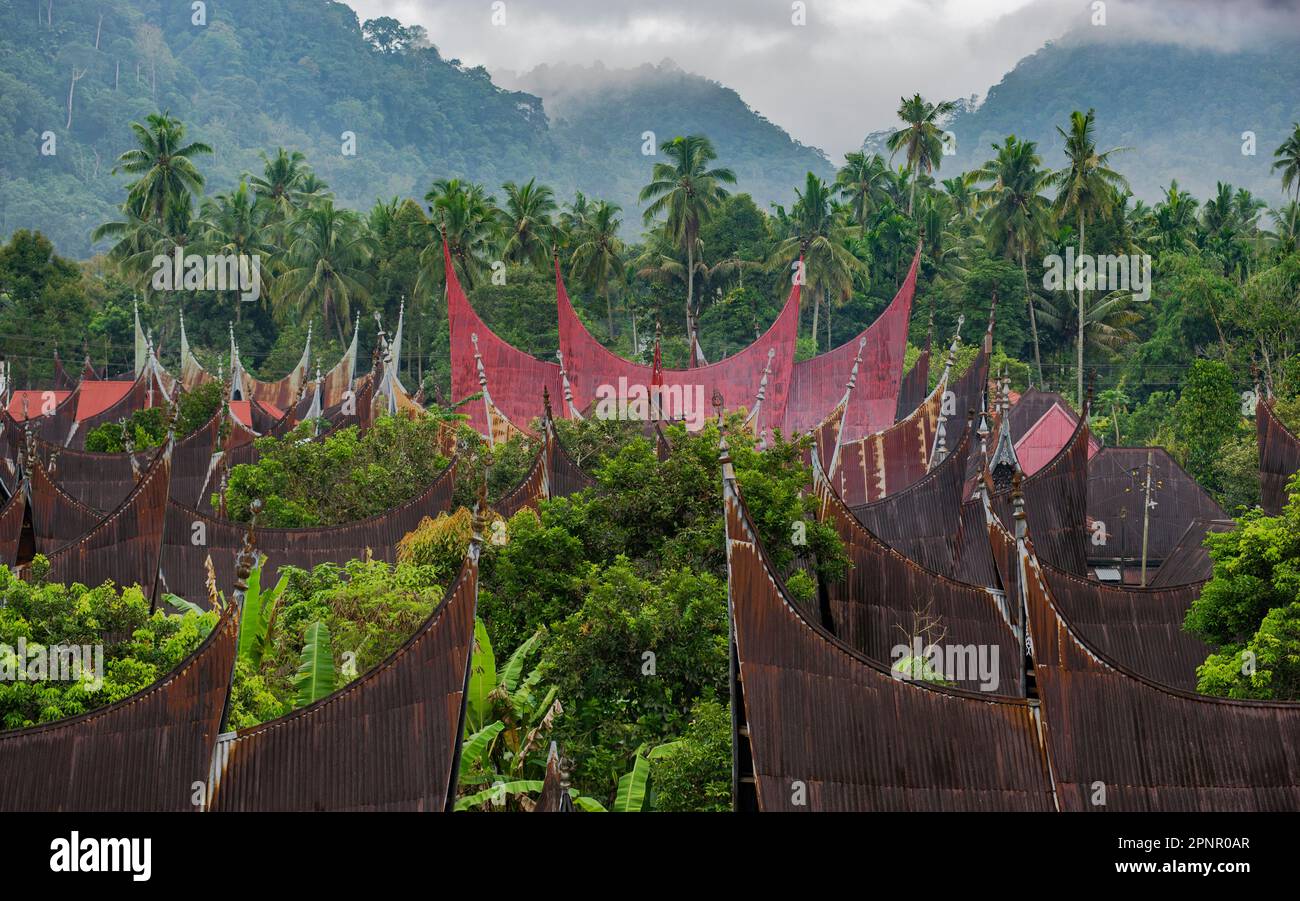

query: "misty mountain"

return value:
[0, 0, 829, 257]
[905, 30, 1300, 204]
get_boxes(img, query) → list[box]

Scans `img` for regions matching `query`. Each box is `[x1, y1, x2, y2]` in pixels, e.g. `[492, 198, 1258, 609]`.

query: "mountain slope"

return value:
[932, 31, 1300, 203]
[0, 0, 828, 257]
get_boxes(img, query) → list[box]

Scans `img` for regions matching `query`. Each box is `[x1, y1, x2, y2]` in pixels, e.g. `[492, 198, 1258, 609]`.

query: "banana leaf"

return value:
[294, 620, 336, 708]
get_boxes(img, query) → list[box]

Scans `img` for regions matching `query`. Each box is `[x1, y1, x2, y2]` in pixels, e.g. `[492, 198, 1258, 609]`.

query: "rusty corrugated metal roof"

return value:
[1259, 397, 1300, 514]
[1149, 518, 1234, 588]
[208, 528, 479, 811]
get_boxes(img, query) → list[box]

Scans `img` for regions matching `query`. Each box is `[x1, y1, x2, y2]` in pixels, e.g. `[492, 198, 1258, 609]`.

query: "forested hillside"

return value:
[934, 32, 1300, 204]
[0, 0, 826, 257]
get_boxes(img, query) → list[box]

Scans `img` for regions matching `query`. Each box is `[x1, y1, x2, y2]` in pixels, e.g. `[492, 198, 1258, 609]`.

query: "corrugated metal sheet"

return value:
[559, 260, 800, 439]
[447, 242, 562, 436]
[0, 599, 238, 811]
[1021, 534, 1300, 810]
[786, 250, 917, 441]
[1149, 518, 1234, 588]
[894, 348, 930, 424]
[208, 532, 479, 811]
[816, 441, 1022, 695]
[27, 442, 171, 601]
[160, 460, 457, 607]
[0, 488, 25, 566]
[65, 370, 154, 450]
[1258, 398, 1300, 514]
[833, 376, 941, 507]
[727, 453, 1055, 811]
[850, 419, 973, 574]
[1037, 560, 1209, 692]
[1087, 446, 1226, 568]
[28, 454, 106, 554]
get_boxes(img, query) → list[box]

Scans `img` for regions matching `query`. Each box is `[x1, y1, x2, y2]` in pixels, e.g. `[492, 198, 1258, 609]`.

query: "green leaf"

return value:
[612, 753, 651, 812]
[573, 795, 608, 812]
[163, 593, 204, 616]
[453, 779, 545, 811]
[647, 740, 685, 759]
[293, 620, 336, 708]
[500, 628, 544, 693]
[459, 720, 505, 777]
[466, 617, 497, 732]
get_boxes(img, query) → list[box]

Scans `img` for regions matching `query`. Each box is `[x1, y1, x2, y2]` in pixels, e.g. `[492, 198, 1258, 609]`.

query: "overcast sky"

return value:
[341, 0, 1297, 161]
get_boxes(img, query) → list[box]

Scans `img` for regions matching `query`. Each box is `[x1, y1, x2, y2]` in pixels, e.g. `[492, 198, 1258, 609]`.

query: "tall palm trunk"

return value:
[1077, 212, 1085, 408]
[1020, 249, 1044, 386]
[685, 239, 694, 344]
[604, 282, 614, 339]
[810, 287, 820, 352]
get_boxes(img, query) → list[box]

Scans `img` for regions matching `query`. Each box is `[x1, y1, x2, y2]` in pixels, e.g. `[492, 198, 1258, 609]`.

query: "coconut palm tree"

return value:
[248, 148, 309, 218]
[769, 172, 867, 350]
[975, 136, 1051, 383]
[1036, 288, 1142, 362]
[639, 135, 736, 339]
[111, 112, 211, 225]
[198, 181, 275, 317]
[274, 202, 374, 342]
[835, 152, 892, 236]
[885, 94, 957, 215]
[1272, 123, 1300, 240]
[568, 200, 625, 338]
[1045, 109, 1130, 406]
[499, 178, 558, 269]
[1142, 180, 1199, 255]
[419, 179, 498, 292]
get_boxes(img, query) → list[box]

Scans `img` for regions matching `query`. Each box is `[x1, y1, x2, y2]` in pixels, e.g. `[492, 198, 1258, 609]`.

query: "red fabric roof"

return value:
[557, 260, 800, 435]
[785, 248, 918, 442]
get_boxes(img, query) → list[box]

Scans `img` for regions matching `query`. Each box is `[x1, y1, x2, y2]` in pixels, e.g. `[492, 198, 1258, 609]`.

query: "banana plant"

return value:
[294, 620, 336, 708]
[611, 741, 684, 812]
[237, 556, 289, 667]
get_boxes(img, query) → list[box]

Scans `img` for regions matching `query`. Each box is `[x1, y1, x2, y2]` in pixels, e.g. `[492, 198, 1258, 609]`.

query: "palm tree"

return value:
[1037, 288, 1142, 362]
[111, 112, 211, 225]
[1142, 180, 1199, 255]
[568, 200, 625, 338]
[639, 135, 736, 338]
[1045, 109, 1129, 406]
[885, 94, 957, 215]
[499, 178, 557, 269]
[1272, 123, 1300, 242]
[769, 172, 867, 350]
[248, 148, 309, 218]
[835, 152, 891, 236]
[198, 181, 275, 317]
[1269, 202, 1300, 254]
[419, 179, 498, 292]
[274, 201, 374, 342]
[976, 136, 1051, 383]
[941, 173, 980, 227]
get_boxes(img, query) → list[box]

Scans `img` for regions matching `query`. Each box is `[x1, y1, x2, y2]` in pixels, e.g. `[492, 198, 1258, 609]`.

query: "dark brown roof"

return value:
[0, 488, 25, 567]
[832, 377, 941, 507]
[1087, 446, 1226, 565]
[208, 529, 479, 811]
[1021, 526, 1300, 810]
[817, 443, 1022, 695]
[160, 459, 457, 607]
[1149, 518, 1234, 588]
[727, 447, 1056, 811]
[0, 599, 238, 811]
[894, 349, 930, 424]
[1259, 398, 1300, 515]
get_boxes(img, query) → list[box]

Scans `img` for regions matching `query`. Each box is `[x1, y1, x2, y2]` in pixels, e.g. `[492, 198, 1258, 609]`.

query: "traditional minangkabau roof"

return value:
[26, 448, 109, 554]
[0, 488, 25, 567]
[813, 441, 1023, 695]
[1149, 518, 1234, 588]
[558, 257, 801, 438]
[52, 349, 75, 391]
[1015, 497, 1300, 810]
[160, 458, 457, 608]
[786, 247, 918, 442]
[1015, 401, 1100, 476]
[207, 507, 480, 811]
[1035, 558, 1211, 692]
[894, 347, 930, 425]
[0, 593, 239, 811]
[1258, 395, 1300, 515]
[237, 324, 312, 410]
[22, 439, 172, 602]
[1086, 446, 1226, 569]
[448, 240, 562, 437]
[848, 413, 975, 576]
[496, 390, 595, 520]
[726, 433, 1056, 811]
